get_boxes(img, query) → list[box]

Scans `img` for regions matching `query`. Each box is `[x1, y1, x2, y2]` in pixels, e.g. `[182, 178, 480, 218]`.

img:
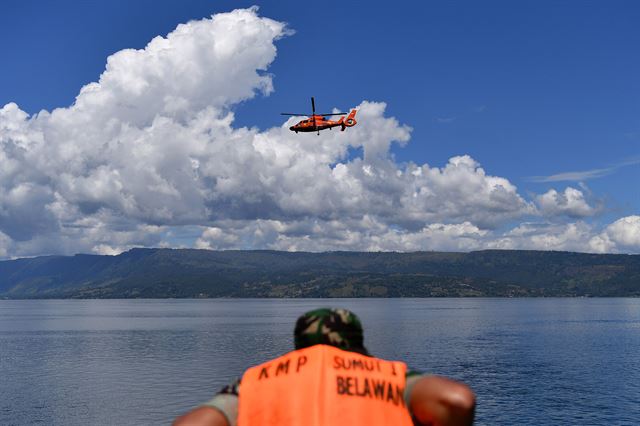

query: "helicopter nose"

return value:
[289, 126, 295, 131]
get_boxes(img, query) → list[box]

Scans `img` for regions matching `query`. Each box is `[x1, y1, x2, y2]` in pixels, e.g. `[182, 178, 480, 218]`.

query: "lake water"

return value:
[0, 298, 639, 425]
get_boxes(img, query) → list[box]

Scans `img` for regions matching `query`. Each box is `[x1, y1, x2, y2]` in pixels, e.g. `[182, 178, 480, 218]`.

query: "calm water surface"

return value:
[1, 298, 639, 425]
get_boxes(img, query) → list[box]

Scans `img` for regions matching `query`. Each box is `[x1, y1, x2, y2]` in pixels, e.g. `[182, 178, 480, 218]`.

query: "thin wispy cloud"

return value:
[530, 167, 615, 183]
[529, 157, 640, 183]
[618, 156, 640, 167]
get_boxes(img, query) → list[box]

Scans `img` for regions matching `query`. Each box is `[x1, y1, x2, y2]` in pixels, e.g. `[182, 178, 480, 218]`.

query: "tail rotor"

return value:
[340, 110, 358, 131]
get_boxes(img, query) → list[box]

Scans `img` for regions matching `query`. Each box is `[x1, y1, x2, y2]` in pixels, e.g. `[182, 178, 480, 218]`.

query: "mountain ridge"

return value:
[0, 248, 638, 298]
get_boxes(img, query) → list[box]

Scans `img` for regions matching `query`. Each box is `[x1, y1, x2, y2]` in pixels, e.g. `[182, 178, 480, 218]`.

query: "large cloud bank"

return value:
[0, 7, 638, 258]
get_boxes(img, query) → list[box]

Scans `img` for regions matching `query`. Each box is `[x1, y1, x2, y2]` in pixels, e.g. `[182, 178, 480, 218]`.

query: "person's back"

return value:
[174, 308, 475, 426]
[239, 344, 413, 426]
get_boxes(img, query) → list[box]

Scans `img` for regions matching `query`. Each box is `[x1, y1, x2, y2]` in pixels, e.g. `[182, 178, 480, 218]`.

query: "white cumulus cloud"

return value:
[488, 222, 597, 252]
[0, 7, 636, 258]
[588, 215, 640, 252]
[536, 187, 597, 218]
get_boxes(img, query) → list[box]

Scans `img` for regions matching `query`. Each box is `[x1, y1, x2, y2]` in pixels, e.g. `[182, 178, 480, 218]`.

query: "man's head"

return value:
[294, 308, 369, 355]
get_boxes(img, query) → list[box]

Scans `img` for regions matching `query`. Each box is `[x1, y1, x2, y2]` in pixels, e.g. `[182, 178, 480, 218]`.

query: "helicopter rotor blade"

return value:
[311, 97, 317, 130]
[319, 112, 348, 116]
[281, 113, 308, 116]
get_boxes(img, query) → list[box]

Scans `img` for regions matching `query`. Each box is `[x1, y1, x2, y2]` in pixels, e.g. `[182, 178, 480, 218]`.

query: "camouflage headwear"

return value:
[294, 308, 369, 355]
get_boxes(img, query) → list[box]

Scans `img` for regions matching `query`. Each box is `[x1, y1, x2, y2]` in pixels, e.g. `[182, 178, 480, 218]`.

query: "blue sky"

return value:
[0, 1, 638, 256]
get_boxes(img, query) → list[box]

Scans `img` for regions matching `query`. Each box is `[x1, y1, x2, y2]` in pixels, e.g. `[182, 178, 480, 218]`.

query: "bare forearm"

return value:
[410, 376, 476, 426]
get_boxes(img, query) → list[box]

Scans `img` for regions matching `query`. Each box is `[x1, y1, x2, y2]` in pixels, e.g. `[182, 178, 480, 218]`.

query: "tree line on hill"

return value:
[0, 248, 639, 298]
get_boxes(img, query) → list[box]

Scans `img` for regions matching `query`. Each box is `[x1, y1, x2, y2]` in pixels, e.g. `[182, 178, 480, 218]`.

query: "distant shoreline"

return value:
[3, 295, 639, 300]
[1, 248, 639, 298]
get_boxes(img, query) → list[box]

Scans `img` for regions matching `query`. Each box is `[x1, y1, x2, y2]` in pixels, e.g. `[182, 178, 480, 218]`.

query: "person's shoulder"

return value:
[198, 377, 242, 426]
[403, 369, 425, 410]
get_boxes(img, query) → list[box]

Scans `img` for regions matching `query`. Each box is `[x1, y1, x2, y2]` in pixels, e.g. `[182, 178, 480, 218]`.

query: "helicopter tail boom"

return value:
[340, 109, 358, 131]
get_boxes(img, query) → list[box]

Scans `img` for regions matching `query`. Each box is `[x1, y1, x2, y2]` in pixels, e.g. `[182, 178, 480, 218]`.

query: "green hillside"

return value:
[0, 249, 638, 298]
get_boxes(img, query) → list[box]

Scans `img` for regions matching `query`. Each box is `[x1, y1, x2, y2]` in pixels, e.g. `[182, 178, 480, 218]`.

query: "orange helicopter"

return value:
[281, 97, 357, 135]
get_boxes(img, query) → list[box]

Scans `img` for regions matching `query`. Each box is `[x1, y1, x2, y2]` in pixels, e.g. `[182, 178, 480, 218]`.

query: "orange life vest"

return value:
[238, 344, 414, 426]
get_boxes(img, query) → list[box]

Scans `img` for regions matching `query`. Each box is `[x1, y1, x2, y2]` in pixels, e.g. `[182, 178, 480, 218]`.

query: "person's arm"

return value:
[174, 378, 240, 426]
[173, 406, 229, 426]
[409, 375, 476, 426]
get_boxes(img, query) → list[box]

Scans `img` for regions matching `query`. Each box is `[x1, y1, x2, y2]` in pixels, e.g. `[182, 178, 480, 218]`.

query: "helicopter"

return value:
[281, 97, 357, 135]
